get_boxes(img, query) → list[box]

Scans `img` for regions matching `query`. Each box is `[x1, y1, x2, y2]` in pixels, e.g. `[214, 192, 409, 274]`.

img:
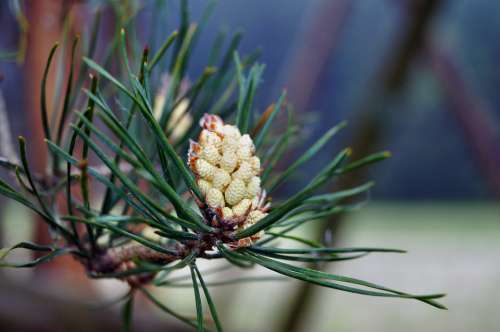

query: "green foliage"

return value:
[0, 1, 446, 331]
[121, 294, 134, 332]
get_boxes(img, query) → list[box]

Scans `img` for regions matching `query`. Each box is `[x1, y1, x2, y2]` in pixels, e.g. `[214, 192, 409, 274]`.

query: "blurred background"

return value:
[0, 0, 499, 331]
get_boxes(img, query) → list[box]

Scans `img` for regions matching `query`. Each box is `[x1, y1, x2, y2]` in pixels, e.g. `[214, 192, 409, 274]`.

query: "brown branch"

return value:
[90, 243, 181, 274]
[24, 0, 77, 274]
[87, 243, 183, 287]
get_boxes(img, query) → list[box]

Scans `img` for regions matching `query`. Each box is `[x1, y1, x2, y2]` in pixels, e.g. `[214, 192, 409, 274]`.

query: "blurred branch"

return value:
[8, 0, 29, 64]
[283, 0, 352, 112]
[425, 43, 500, 198]
[23, 0, 85, 275]
[281, 1, 444, 331]
[0, 89, 18, 164]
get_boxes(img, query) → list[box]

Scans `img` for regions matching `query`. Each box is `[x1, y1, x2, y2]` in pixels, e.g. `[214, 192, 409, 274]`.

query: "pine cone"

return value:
[188, 114, 267, 246]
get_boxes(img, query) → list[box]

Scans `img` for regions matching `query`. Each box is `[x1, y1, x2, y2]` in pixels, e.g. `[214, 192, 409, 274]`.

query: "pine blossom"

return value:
[188, 114, 267, 245]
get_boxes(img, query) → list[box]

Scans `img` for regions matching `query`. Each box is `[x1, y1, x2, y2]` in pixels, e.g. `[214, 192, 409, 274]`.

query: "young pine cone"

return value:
[188, 114, 268, 246]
